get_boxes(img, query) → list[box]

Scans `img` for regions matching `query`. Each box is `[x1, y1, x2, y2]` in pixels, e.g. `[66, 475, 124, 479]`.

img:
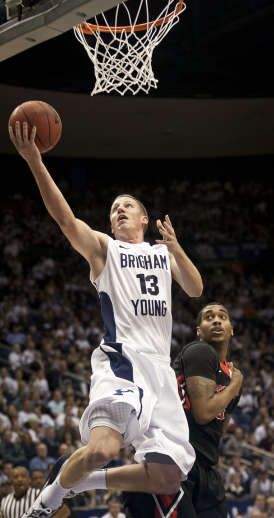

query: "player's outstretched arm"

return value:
[156, 215, 203, 297]
[8, 122, 108, 270]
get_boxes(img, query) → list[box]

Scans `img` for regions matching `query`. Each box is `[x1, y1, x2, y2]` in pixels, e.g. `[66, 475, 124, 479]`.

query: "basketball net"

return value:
[74, 0, 186, 96]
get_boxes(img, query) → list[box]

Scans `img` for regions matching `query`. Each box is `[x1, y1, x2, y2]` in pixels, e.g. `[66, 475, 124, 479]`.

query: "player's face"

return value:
[110, 196, 148, 238]
[197, 304, 233, 345]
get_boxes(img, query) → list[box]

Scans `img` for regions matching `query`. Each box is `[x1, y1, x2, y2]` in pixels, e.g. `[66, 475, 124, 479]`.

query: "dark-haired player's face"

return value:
[110, 196, 148, 238]
[197, 304, 233, 345]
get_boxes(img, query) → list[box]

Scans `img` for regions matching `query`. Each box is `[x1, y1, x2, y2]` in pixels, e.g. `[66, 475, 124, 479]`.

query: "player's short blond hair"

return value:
[110, 194, 149, 234]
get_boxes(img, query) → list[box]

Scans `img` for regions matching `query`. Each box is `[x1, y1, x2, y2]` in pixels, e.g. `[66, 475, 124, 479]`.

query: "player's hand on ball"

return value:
[9, 121, 41, 163]
[156, 215, 180, 253]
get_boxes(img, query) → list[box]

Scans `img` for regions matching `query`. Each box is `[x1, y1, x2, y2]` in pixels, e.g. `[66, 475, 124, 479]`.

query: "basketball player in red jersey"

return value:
[122, 302, 243, 518]
[9, 122, 203, 518]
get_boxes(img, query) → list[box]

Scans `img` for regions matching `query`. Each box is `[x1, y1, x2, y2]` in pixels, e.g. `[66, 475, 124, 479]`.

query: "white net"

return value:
[73, 0, 186, 96]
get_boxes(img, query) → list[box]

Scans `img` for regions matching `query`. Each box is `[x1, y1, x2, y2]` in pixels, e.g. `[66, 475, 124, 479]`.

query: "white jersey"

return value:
[81, 238, 195, 475]
[91, 237, 172, 359]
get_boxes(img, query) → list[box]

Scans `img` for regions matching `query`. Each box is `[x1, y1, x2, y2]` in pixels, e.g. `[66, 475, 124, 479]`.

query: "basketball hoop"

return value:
[74, 0, 186, 95]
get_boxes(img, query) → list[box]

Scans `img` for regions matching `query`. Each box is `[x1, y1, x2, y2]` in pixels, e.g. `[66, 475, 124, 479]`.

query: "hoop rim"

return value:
[77, 0, 184, 34]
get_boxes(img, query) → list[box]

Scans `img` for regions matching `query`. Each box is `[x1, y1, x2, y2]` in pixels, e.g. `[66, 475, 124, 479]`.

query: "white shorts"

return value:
[79, 343, 195, 478]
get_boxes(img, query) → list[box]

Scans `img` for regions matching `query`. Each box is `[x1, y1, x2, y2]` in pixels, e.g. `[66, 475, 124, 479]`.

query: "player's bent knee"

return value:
[84, 445, 119, 471]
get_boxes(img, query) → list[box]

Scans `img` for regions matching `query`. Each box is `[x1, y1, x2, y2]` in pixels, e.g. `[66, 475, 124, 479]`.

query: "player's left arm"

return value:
[156, 215, 203, 297]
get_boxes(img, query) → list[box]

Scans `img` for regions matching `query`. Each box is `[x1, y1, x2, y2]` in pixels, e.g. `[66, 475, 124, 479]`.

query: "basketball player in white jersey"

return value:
[9, 122, 203, 518]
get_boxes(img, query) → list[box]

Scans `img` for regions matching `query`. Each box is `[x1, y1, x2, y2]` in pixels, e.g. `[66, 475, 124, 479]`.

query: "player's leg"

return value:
[21, 425, 123, 517]
[122, 482, 197, 518]
[191, 463, 227, 518]
[106, 461, 181, 494]
[60, 426, 123, 488]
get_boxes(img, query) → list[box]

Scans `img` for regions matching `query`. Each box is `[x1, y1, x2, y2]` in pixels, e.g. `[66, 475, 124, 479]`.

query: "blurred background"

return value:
[0, 1, 273, 517]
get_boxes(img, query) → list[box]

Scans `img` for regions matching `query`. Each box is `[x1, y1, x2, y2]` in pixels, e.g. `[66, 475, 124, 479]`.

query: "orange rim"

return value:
[78, 0, 184, 34]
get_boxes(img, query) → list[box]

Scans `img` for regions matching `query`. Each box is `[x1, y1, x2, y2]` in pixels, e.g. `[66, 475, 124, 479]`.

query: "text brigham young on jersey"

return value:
[120, 253, 168, 270]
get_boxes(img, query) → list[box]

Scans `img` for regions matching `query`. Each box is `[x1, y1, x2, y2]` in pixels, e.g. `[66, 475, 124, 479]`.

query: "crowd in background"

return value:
[0, 173, 273, 516]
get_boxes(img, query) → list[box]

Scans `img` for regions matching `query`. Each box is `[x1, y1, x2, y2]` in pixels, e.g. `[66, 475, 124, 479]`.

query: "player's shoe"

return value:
[21, 455, 72, 518]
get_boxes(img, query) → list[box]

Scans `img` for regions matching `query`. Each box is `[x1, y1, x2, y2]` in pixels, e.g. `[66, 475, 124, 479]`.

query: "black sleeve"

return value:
[172, 350, 183, 378]
[182, 341, 219, 381]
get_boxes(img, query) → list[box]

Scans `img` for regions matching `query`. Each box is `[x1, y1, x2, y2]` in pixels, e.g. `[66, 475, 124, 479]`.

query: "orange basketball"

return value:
[9, 100, 62, 154]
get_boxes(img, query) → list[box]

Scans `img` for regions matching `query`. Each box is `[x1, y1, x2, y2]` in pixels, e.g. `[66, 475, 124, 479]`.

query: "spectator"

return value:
[8, 344, 22, 371]
[19, 431, 37, 462]
[0, 429, 26, 466]
[0, 368, 18, 396]
[254, 417, 274, 446]
[225, 454, 249, 488]
[6, 324, 26, 346]
[0, 464, 13, 483]
[245, 493, 267, 518]
[31, 369, 50, 397]
[223, 427, 246, 458]
[60, 430, 77, 453]
[226, 473, 248, 500]
[55, 417, 79, 445]
[55, 404, 79, 431]
[21, 339, 36, 366]
[258, 426, 274, 453]
[58, 443, 72, 458]
[33, 404, 55, 429]
[0, 466, 39, 518]
[25, 419, 41, 444]
[235, 385, 257, 429]
[252, 407, 269, 432]
[250, 471, 274, 499]
[102, 499, 126, 518]
[43, 426, 60, 458]
[0, 460, 9, 487]
[28, 443, 56, 475]
[48, 390, 65, 418]
[30, 469, 46, 490]
[0, 479, 12, 502]
[18, 399, 37, 427]
[264, 443, 274, 472]
[266, 496, 274, 517]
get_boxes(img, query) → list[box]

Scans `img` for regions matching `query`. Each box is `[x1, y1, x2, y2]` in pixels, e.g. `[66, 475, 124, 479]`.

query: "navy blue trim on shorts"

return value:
[100, 342, 134, 382]
[137, 387, 143, 420]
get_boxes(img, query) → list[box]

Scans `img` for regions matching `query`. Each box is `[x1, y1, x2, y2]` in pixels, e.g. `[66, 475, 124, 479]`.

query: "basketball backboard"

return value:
[0, 0, 126, 62]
